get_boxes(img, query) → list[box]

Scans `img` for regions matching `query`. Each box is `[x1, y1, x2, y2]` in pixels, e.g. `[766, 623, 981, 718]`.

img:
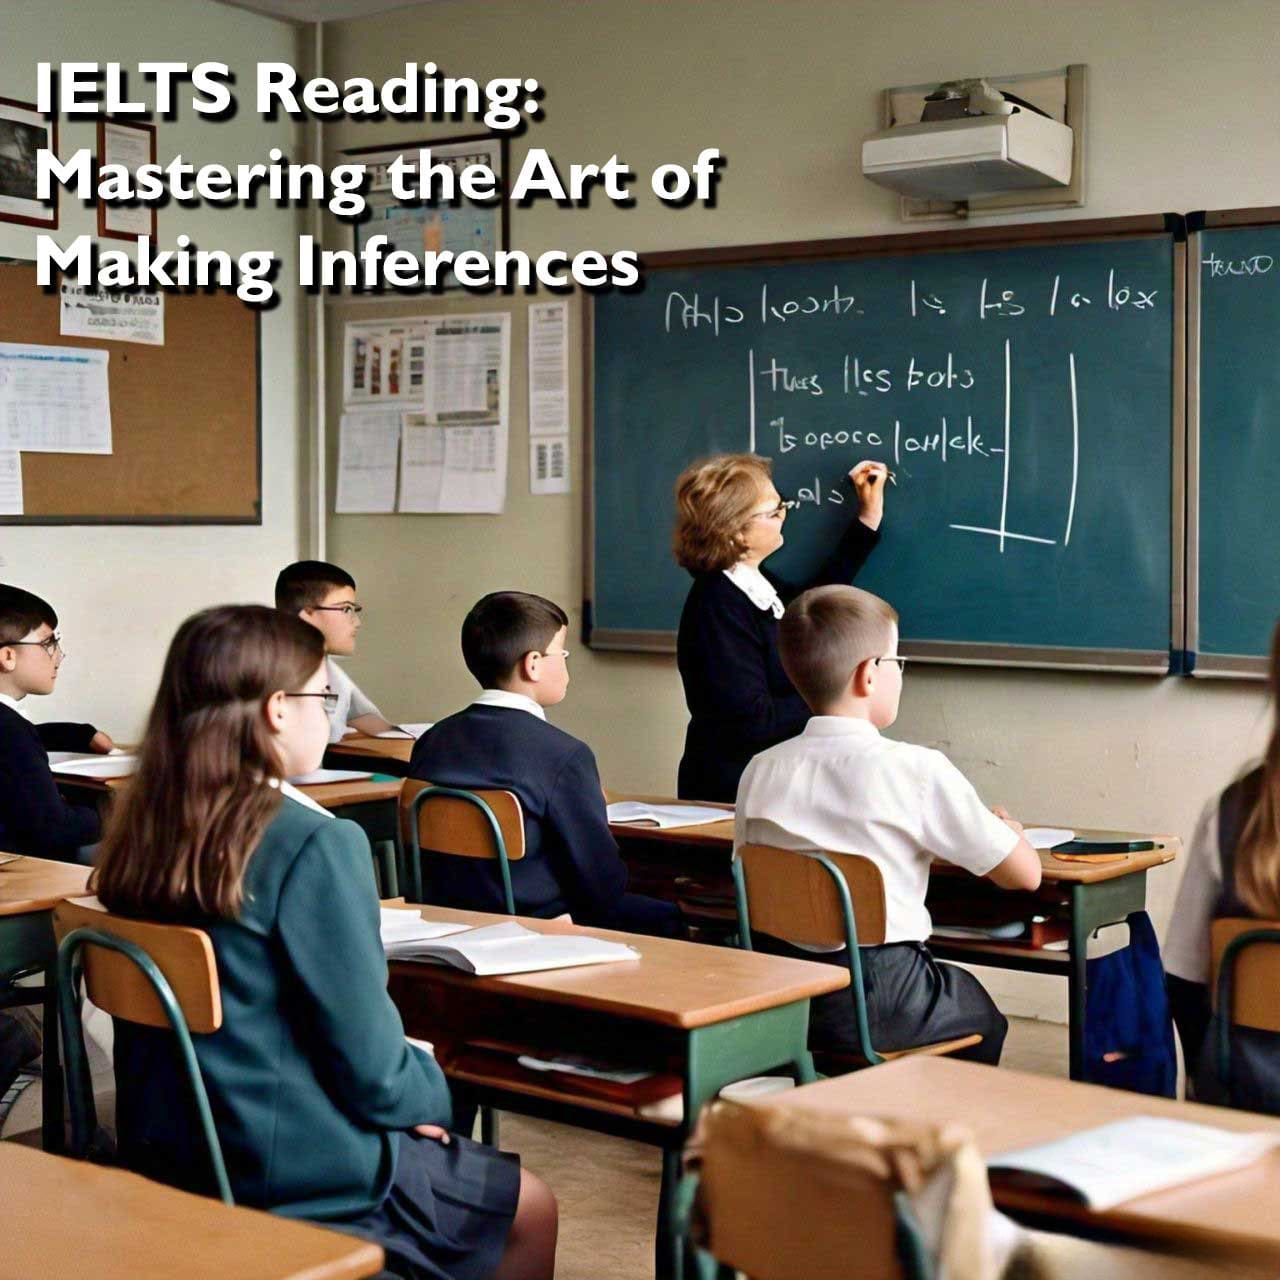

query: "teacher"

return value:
[673, 453, 889, 802]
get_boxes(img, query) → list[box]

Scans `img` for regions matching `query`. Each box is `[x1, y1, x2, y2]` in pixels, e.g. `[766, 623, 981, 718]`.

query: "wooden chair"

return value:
[52, 896, 232, 1204]
[1211, 917, 1280, 1108]
[733, 844, 981, 1071]
[400, 780, 525, 912]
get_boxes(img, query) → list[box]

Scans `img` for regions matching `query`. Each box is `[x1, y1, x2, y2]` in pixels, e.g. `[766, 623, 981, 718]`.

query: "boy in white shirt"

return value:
[735, 584, 1042, 1064]
[275, 561, 393, 743]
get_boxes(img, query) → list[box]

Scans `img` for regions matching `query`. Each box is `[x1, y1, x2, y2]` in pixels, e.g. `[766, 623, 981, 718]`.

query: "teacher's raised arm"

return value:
[672, 453, 888, 802]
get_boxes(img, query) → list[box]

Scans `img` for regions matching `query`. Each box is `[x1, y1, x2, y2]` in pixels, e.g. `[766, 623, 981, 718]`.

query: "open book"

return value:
[988, 1116, 1280, 1211]
[381, 913, 639, 976]
[607, 800, 729, 830]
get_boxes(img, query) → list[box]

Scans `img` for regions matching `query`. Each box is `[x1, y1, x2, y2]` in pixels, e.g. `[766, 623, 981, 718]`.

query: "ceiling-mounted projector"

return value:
[861, 78, 1074, 201]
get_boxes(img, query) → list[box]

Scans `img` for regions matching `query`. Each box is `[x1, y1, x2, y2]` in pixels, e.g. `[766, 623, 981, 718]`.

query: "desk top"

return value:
[745, 1056, 1280, 1262]
[387, 902, 848, 1030]
[0, 1142, 383, 1280]
[0, 855, 92, 917]
[606, 793, 1179, 884]
[53, 766, 402, 810]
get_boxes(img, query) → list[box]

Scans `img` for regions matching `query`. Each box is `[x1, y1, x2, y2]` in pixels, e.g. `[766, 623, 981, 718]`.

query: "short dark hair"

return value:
[0, 584, 57, 647]
[779, 585, 899, 711]
[274, 560, 357, 614]
[461, 591, 569, 688]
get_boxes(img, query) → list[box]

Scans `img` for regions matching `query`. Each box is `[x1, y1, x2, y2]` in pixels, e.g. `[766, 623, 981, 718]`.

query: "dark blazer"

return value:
[676, 518, 880, 802]
[0, 705, 100, 859]
[409, 704, 632, 921]
[113, 799, 451, 1218]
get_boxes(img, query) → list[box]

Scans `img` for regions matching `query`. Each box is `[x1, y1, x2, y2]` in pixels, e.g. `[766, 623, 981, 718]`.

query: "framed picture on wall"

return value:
[0, 97, 57, 230]
[343, 133, 509, 291]
[97, 117, 157, 242]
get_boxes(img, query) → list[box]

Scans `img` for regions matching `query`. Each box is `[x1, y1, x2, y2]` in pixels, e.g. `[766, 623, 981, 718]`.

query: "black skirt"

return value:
[333, 1130, 521, 1280]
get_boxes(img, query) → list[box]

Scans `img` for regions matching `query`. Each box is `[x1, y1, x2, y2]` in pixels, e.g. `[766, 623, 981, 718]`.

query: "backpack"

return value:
[1082, 910, 1177, 1097]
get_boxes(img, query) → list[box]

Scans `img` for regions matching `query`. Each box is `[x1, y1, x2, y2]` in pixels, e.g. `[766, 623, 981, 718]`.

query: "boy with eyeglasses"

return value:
[409, 591, 684, 938]
[0, 584, 113, 861]
[275, 560, 394, 742]
[734, 584, 1042, 1065]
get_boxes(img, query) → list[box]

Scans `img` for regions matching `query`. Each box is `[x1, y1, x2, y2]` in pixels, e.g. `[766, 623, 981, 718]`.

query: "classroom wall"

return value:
[0, 0, 307, 738]
[323, 0, 1279, 1017]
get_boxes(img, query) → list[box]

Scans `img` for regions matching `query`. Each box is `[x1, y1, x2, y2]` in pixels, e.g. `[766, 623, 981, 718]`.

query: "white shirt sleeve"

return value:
[916, 749, 1021, 877]
[345, 675, 381, 721]
[1162, 797, 1222, 985]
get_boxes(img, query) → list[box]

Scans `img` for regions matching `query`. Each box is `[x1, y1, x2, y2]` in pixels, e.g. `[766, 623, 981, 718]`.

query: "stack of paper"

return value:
[607, 801, 729, 830]
[380, 907, 471, 950]
[383, 918, 639, 976]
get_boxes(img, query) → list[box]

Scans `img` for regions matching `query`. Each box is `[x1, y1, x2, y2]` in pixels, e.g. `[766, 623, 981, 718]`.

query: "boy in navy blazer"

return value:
[409, 592, 684, 938]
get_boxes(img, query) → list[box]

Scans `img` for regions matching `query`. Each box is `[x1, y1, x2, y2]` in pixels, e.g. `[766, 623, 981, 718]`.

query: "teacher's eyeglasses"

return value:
[747, 498, 798, 522]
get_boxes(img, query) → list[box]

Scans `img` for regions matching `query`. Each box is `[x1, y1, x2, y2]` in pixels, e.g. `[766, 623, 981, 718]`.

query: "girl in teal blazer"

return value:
[92, 605, 557, 1280]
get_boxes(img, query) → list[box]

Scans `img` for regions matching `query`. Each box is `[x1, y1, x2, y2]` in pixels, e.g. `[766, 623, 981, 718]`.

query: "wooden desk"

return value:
[325, 733, 414, 777]
[607, 792, 1179, 1080]
[744, 1056, 1280, 1267]
[386, 903, 847, 1280]
[53, 767, 406, 894]
[0, 1141, 383, 1279]
[0, 854, 92, 1151]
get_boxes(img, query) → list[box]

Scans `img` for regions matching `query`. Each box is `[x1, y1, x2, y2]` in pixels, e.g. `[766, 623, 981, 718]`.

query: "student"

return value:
[734, 584, 1042, 1064]
[409, 591, 684, 938]
[1165, 618, 1280, 1113]
[0, 583, 113, 862]
[92, 605, 557, 1280]
[275, 560, 394, 743]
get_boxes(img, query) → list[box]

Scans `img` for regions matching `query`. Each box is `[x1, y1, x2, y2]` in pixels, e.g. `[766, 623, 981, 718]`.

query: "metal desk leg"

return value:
[1068, 872, 1149, 1080]
[656, 999, 815, 1280]
[41, 962, 64, 1151]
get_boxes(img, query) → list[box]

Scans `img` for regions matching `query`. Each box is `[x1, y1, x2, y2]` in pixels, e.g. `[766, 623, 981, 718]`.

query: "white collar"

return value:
[471, 688, 547, 721]
[270, 778, 334, 818]
[802, 716, 881, 738]
[0, 692, 31, 721]
[724, 562, 784, 618]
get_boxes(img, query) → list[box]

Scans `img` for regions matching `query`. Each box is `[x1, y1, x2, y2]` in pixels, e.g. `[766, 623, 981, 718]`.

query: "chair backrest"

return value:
[1211, 917, 1280, 1034]
[400, 781, 525, 911]
[735, 843, 887, 948]
[52, 896, 231, 1203]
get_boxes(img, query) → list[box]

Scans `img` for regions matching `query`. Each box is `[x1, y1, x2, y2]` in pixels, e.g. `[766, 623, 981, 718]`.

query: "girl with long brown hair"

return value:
[1165, 617, 1280, 1113]
[94, 605, 556, 1280]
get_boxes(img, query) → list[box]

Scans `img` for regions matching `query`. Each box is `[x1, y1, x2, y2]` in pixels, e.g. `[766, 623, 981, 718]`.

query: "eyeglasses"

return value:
[310, 603, 363, 618]
[286, 689, 340, 714]
[874, 656, 908, 673]
[9, 633, 64, 658]
[747, 498, 797, 522]
[533, 649, 570, 662]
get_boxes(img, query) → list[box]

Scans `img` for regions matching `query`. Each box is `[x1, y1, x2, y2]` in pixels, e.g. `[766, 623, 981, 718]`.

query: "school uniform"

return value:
[735, 717, 1019, 1064]
[326, 655, 383, 743]
[676, 517, 880, 802]
[111, 786, 519, 1280]
[1165, 767, 1280, 1113]
[0, 693, 101, 860]
[408, 691, 684, 938]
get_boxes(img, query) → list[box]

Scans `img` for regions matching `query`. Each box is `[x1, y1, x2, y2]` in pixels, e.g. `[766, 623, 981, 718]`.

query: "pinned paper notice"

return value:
[530, 435, 570, 495]
[0, 343, 111, 454]
[0, 449, 21, 514]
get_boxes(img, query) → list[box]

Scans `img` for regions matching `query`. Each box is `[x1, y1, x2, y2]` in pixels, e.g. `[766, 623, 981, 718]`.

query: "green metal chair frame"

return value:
[56, 926, 233, 1205]
[406, 785, 517, 913]
[733, 851, 883, 1066]
[1214, 926, 1280, 1107]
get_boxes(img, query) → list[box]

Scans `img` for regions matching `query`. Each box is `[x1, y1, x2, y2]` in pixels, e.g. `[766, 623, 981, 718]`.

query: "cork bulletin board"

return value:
[0, 263, 261, 524]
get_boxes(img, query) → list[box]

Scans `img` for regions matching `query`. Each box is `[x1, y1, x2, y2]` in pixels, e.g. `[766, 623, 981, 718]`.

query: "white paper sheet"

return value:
[343, 319, 428, 407]
[336, 408, 401, 513]
[399, 412, 506, 514]
[0, 449, 21, 514]
[530, 434, 570, 496]
[60, 284, 164, 346]
[100, 121, 154, 239]
[1026, 827, 1075, 849]
[0, 343, 111, 454]
[288, 768, 373, 784]
[527, 301, 569, 437]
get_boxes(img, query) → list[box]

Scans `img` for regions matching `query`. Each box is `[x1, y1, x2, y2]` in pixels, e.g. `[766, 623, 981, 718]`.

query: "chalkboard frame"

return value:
[585, 215, 1187, 673]
[1186, 205, 1280, 679]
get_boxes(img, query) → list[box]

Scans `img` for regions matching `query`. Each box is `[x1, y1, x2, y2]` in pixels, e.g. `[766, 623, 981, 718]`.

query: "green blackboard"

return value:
[1189, 210, 1280, 677]
[588, 218, 1184, 671]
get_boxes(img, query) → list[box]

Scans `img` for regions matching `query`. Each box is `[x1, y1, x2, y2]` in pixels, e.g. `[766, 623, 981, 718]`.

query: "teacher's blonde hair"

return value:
[673, 453, 774, 574]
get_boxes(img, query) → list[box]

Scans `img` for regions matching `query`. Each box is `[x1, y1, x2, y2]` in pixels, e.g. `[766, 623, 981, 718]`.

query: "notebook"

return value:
[607, 801, 729, 829]
[383, 918, 639, 976]
[288, 768, 373, 785]
[988, 1116, 1280, 1211]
